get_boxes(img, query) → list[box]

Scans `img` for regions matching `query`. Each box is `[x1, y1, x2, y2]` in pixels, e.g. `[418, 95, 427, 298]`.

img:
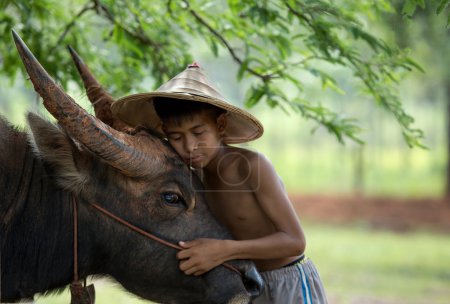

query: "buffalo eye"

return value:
[162, 192, 186, 208]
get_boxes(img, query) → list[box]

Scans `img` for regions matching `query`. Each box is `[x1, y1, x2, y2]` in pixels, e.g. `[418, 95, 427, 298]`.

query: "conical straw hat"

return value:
[111, 63, 264, 144]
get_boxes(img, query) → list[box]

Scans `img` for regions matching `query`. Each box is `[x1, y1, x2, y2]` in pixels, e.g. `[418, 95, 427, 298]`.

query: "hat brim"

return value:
[111, 92, 264, 144]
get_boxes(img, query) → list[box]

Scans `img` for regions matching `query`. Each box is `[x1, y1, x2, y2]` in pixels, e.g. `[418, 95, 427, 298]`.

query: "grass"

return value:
[35, 221, 450, 304]
[304, 221, 450, 304]
[35, 279, 150, 304]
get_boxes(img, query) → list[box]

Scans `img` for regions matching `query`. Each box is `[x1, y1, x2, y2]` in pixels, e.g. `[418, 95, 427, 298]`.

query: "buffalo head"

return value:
[1, 30, 263, 303]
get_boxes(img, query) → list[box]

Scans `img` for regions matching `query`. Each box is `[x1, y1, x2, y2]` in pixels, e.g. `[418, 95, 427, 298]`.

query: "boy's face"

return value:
[162, 111, 225, 169]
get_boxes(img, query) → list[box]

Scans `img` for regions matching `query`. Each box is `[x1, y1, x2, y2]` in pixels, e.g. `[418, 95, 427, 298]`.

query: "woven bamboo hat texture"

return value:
[111, 63, 264, 144]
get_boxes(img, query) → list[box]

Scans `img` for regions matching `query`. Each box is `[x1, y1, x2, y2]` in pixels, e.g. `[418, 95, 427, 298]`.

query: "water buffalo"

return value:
[0, 31, 262, 303]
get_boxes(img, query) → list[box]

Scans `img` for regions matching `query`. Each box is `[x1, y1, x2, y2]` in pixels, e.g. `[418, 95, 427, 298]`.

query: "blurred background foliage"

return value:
[1, 0, 450, 303]
[0, 0, 448, 197]
[0, 0, 438, 147]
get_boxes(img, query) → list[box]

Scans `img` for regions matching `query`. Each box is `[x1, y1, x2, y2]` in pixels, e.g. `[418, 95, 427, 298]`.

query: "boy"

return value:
[111, 63, 327, 303]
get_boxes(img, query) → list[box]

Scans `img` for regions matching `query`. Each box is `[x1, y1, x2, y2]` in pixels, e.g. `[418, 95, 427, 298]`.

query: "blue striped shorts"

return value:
[252, 257, 327, 304]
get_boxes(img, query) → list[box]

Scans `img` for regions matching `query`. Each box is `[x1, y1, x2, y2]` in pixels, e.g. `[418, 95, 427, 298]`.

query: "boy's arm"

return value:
[177, 153, 306, 276]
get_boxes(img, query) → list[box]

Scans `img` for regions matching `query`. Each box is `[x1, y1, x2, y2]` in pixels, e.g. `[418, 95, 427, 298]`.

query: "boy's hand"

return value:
[176, 238, 227, 276]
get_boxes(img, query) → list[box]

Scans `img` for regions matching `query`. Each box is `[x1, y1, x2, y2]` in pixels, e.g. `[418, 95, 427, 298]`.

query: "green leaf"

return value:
[403, 57, 425, 73]
[123, 38, 144, 58]
[285, 74, 303, 90]
[437, 0, 450, 14]
[417, 0, 426, 9]
[245, 84, 265, 107]
[209, 37, 219, 57]
[113, 24, 124, 43]
[237, 59, 249, 81]
[402, 0, 417, 16]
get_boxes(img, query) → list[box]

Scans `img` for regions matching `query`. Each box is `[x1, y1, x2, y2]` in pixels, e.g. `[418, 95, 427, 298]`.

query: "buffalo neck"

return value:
[0, 132, 89, 302]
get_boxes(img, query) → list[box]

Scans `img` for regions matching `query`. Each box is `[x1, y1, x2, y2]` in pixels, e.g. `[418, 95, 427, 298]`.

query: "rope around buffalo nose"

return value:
[89, 202, 243, 276]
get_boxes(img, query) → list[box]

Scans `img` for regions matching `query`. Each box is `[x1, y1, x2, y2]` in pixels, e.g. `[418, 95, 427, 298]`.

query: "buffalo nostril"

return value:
[242, 267, 264, 298]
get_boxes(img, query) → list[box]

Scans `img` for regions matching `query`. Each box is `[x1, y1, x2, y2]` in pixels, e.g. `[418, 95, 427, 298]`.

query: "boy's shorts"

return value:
[252, 256, 327, 304]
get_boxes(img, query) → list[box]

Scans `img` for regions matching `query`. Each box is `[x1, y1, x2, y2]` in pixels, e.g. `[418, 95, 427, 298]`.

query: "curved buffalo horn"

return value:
[12, 29, 160, 177]
[67, 46, 130, 131]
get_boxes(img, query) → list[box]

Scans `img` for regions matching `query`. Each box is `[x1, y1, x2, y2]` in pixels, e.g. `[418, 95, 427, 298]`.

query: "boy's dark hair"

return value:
[153, 97, 226, 125]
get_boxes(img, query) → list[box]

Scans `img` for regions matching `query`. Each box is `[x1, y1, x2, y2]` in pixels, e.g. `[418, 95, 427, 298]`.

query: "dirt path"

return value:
[289, 194, 450, 233]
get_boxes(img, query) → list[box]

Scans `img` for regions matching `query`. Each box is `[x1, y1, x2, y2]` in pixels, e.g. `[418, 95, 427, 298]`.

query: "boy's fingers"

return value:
[181, 263, 199, 275]
[178, 241, 194, 248]
[193, 270, 205, 276]
[176, 249, 190, 260]
[179, 258, 211, 276]
[184, 267, 196, 275]
[184, 266, 206, 276]
[179, 258, 196, 271]
[179, 262, 187, 272]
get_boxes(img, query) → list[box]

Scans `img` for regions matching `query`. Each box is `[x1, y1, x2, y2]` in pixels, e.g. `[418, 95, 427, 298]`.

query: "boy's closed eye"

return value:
[191, 125, 206, 135]
[168, 133, 182, 141]
[192, 130, 205, 136]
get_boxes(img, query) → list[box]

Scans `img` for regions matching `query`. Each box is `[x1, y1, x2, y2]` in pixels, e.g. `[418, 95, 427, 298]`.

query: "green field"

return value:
[304, 222, 450, 304]
[35, 221, 450, 304]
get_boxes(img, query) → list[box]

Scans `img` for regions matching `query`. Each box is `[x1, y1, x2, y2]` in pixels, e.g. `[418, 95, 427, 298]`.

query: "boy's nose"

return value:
[184, 137, 197, 154]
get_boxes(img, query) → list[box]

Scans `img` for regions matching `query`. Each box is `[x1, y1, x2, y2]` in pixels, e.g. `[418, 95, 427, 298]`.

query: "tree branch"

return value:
[49, 1, 96, 55]
[265, 55, 329, 78]
[183, 0, 272, 82]
[283, 0, 314, 28]
[91, 0, 170, 76]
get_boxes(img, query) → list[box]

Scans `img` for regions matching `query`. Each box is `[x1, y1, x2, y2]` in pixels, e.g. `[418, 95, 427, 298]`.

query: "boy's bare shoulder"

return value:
[227, 147, 275, 183]
[225, 146, 262, 165]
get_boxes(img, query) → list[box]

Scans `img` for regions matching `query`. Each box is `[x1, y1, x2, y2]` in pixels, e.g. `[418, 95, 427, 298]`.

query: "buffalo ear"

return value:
[27, 112, 88, 193]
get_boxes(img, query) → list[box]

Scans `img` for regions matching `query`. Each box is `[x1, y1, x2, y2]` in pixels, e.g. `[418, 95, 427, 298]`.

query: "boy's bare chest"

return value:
[204, 190, 274, 240]
[200, 156, 275, 239]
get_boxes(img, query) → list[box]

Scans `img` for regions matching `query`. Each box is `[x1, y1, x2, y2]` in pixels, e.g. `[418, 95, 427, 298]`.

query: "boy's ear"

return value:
[216, 113, 227, 134]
